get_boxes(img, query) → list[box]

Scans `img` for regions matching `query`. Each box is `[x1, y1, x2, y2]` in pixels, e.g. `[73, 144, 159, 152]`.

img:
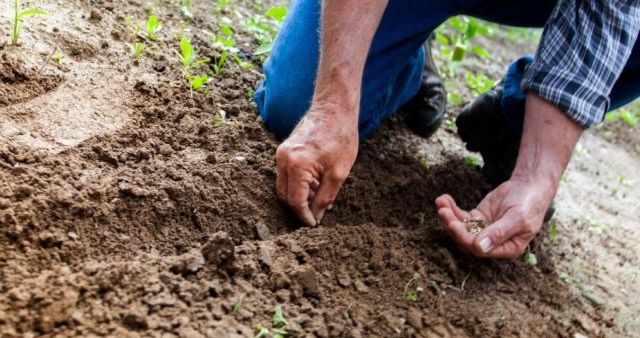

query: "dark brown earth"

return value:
[0, 1, 638, 337]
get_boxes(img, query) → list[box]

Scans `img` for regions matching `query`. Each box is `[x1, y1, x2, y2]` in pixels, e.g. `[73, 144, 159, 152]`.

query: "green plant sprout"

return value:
[52, 52, 63, 64]
[403, 272, 421, 302]
[209, 21, 237, 74]
[254, 324, 269, 338]
[179, 0, 193, 19]
[465, 72, 495, 96]
[246, 6, 287, 58]
[447, 91, 464, 106]
[11, 0, 47, 45]
[188, 74, 210, 90]
[522, 247, 538, 266]
[435, 16, 493, 74]
[606, 108, 638, 127]
[130, 41, 145, 59]
[146, 15, 161, 41]
[178, 36, 195, 69]
[273, 305, 287, 328]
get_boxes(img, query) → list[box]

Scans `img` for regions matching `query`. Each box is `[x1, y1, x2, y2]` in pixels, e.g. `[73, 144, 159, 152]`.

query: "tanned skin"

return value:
[275, 0, 583, 258]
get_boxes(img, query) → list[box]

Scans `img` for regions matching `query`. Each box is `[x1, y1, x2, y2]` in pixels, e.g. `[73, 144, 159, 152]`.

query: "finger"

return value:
[472, 216, 529, 257]
[308, 189, 316, 202]
[276, 158, 288, 202]
[286, 170, 317, 226]
[310, 171, 345, 222]
[482, 235, 533, 259]
[310, 178, 320, 191]
[438, 208, 475, 251]
[435, 194, 471, 221]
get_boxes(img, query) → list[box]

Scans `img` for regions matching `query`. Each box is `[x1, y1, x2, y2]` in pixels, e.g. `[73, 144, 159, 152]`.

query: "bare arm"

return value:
[437, 93, 583, 258]
[276, 0, 388, 226]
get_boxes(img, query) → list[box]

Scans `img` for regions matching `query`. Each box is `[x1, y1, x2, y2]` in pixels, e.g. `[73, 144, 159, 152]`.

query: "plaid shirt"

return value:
[521, 0, 640, 127]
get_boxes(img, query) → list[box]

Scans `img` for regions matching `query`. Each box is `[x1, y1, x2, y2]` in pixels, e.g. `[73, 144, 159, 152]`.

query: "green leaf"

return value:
[253, 325, 269, 338]
[254, 42, 272, 56]
[619, 109, 638, 126]
[549, 219, 558, 242]
[273, 305, 287, 328]
[447, 91, 464, 106]
[265, 6, 287, 23]
[17, 8, 47, 19]
[451, 43, 468, 62]
[434, 32, 449, 45]
[470, 45, 492, 59]
[147, 15, 160, 40]
[179, 37, 194, 68]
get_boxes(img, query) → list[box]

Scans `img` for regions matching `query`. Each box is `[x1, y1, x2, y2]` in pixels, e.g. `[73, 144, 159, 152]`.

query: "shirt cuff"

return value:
[520, 61, 609, 128]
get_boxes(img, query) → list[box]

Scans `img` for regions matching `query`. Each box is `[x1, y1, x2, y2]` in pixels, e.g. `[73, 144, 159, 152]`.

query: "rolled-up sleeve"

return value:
[521, 0, 640, 128]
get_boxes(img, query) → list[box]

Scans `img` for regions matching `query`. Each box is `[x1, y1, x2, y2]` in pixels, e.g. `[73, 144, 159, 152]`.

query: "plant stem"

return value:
[13, 0, 19, 45]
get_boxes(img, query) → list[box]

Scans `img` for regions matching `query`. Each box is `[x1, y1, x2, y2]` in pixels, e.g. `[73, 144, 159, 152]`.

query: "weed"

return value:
[522, 247, 537, 266]
[403, 272, 421, 302]
[130, 41, 145, 59]
[146, 15, 161, 41]
[209, 21, 237, 74]
[254, 324, 269, 338]
[11, 0, 47, 45]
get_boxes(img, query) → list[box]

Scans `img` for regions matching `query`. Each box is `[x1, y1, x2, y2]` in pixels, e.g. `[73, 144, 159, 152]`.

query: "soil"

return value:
[1, 1, 638, 338]
[465, 220, 486, 236]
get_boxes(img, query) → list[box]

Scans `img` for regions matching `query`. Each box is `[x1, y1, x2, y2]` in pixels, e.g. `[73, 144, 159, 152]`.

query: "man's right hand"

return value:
[275, 105, 359, 226]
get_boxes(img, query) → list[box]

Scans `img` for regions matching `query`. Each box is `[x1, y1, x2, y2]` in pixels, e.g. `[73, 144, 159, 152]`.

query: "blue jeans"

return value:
[254, 0, 640, 140]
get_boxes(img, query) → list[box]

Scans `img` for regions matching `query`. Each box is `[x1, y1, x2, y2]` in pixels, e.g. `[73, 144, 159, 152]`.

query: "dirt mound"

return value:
[0, 0, 628, 337]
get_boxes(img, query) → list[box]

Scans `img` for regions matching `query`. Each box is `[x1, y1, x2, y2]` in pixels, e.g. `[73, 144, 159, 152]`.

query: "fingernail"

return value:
[479, 237, 492, 253]
[327, 204, 333, 211]
[316, 210, 325, 225]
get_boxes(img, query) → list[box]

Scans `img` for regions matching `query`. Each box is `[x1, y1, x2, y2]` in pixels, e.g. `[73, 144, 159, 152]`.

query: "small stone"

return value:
[154, 62, 167, 73]
[201, 231, 235, 266]
[67, 232, 79, 240]
[122, 312, 148, 330]
[292, 266, 320, 298]
[89, 9, 102, 21]
[255, 223, 272, 240]
[354, 280, 369, 293]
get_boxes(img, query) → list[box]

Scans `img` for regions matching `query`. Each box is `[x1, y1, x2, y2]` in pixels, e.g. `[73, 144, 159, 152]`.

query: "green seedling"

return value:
[130, 41, 145, 59]
[465, 72, 495, 96]
[463, 155, 480, 167]
[178, 36, 195, 69]
[447, 91, 464, 106]
[52, 52, 63, 64]
[233, 294, 244, 313]
[435, 16, 493, 75]
[11, 0, 47, 45]
[146, 15, 161, 41]
[522, 247, 537, 266]
[273, 305, 287, 328]
[179, 0, 193, 18]
[189, 74, 210, 90]
[403, 272, 421, 302]
[254, 324, 269, 338]
[246, 6, 287, 58]
[209, 20, 248, 74]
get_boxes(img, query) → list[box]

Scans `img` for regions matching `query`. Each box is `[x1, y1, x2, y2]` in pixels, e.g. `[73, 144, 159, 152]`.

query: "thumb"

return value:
[473, 215, 526, 257]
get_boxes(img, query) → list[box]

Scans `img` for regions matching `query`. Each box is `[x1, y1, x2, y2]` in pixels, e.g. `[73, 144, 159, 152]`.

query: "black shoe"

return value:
[401, 39, 447, 138]
[456, 82, 555, 222]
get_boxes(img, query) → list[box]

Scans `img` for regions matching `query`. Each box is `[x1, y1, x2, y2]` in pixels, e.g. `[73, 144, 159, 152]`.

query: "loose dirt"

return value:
[0, 1, 638, 337]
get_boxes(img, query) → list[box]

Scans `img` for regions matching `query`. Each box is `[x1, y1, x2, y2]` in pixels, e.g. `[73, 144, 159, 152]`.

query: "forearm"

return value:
[511, 93, 583, 194]
[311, 0, 388, 125]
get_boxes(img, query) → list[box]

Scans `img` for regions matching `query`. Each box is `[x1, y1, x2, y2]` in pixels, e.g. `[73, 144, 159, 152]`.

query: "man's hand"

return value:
[437, 93, 583, 258]
[435, 176, 554, 258]
[274, 0, 387, 225]
[276, 106, 358, 226]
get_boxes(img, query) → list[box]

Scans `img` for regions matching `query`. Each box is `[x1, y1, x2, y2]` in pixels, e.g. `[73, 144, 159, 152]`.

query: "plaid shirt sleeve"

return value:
[521, 0, 640, 128]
